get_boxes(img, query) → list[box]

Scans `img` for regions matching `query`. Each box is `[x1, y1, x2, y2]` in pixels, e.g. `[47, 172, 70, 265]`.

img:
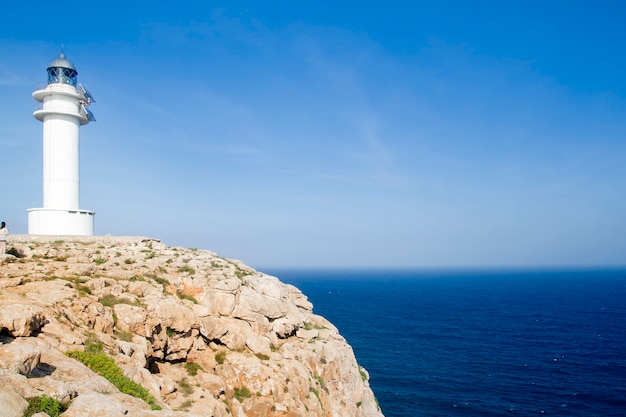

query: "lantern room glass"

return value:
[47, 67, 78, 86]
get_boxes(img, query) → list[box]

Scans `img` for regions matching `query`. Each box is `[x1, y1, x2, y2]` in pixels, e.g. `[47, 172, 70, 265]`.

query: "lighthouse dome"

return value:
[48, 52, 76, 71]
[47, 52, 78, 86]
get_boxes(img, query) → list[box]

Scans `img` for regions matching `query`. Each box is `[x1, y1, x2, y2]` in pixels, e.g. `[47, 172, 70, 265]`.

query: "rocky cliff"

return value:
[0, 235, 384, 417]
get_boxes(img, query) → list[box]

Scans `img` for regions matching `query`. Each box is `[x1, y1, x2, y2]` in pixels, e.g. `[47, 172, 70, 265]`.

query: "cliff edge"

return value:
[0, 235, 384, 417]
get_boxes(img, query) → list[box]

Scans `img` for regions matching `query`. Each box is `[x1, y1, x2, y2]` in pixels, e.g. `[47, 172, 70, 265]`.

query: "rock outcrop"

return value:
[0, 235, 383, 417]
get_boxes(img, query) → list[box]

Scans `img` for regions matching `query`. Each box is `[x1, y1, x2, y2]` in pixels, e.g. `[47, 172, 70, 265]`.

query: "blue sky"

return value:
[1, 1, 625, 268]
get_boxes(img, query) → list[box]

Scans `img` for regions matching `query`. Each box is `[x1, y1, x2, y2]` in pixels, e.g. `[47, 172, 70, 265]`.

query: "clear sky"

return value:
[1, 1, 625, 268]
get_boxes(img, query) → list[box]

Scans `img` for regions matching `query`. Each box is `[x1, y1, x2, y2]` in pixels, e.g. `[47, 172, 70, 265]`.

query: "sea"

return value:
[265, 268, 626, 417]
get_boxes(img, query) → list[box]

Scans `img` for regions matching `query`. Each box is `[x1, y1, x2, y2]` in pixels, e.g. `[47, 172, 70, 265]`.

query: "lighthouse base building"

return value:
[28, 51, 96, 236]
[28, 209, 95, 236]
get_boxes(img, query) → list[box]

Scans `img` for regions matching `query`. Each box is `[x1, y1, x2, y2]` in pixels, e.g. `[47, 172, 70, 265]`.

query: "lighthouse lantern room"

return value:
[28, 51, 96, 235]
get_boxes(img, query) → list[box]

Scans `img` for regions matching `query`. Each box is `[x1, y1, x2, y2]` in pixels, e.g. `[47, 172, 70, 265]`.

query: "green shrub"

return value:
[99, 294, 136, 307]
[24, 394, 68, 417]
[128, 275, 145, 282]
[114, 329, 133, 342]
[215, 351, 226, 365]
[233, 386, 252, 402]
[93, 257, 106, 265]
[66, 345, 160, 410]
[310, 387, 321, 403]
[359, 366, 368, 382]
[177, 399, 194, 410]
[176, 290, 198, 304]
[234, 269, 252, 279]
[124, 258, 136, 265]
[148, 274, 170, 287]
[178, 379, 194, 395]
[58, 277, 91, 294]
[255, 353, 270, 361]
[185, 361, 203, 376]
[303, 321, 327, 331]
[84, 337, 103, 353]
[313, 373, 327, 392]
[60, 276, 85, 285]
[177, 266, 195, 275]
[76, 284, 92, 295]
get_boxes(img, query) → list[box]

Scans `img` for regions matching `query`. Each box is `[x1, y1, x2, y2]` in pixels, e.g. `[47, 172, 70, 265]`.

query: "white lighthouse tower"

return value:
[28, 51, 96, 235]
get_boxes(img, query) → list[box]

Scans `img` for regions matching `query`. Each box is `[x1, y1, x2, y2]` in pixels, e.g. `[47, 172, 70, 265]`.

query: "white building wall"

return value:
[42, 114, 80, 209]
[43, 91, 79, 113]
[28, 209, 94, 235]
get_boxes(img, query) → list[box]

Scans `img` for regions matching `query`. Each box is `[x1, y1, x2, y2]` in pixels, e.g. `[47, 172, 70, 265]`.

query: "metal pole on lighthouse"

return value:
[28, 50, 96, 235]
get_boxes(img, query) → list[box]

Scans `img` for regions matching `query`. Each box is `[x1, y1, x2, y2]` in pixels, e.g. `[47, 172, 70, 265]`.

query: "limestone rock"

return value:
[0, 368, 40, 399]
[0, 387, 28, 417]
[245, 333, 271, 357]
[29, 378, 77, 403]
[242, 274, 284, 299]
[199, 290, 236, 316]
[66, 297, 114, 334]
[0, 341, 41, 375]
[0, 302, 46, 337]
[236, 286, 289, 320]
[273, 315, 302, 339]
[15, 280, 76, 305]
[62, 392, 130, 417]
[114, 304, 150, 336]
[199, 373, 227, 398]
[150, 298, 197, 333]
[0, 235, 385, 417]
[40, 320, 83, 349]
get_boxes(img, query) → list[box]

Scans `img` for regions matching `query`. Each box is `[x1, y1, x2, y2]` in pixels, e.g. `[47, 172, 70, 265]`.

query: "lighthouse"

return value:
[28, 51, 96, 235]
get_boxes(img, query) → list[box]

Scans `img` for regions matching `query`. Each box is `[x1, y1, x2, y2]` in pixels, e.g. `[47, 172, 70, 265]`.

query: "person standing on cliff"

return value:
[0, 222, 8, 254]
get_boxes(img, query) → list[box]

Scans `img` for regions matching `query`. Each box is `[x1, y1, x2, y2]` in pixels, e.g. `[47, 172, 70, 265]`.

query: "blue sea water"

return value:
[266, 269, 626, 417]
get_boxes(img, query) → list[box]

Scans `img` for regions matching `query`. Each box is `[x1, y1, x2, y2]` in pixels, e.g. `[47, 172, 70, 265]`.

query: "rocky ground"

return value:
[0, 235, 383, 417]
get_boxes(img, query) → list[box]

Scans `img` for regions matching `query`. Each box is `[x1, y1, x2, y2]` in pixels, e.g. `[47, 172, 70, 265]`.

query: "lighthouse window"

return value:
[47, 67, 77, 86]
[47, 68, 58, 84]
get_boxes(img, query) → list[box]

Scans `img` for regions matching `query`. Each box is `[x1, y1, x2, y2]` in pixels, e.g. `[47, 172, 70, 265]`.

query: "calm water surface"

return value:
[267, 269, 626, 417]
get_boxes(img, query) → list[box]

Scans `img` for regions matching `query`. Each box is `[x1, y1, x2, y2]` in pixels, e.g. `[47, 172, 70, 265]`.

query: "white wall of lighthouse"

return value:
[39, 95, 81, 209]
[28, 51, 96, 236]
